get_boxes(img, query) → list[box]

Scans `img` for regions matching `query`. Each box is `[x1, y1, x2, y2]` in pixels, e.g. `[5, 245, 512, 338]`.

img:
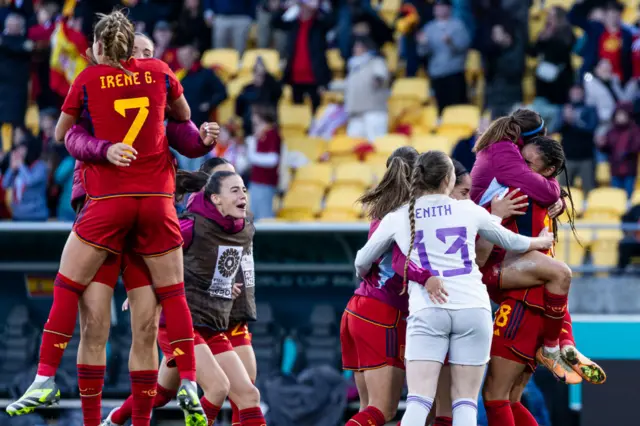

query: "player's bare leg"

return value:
[354, 372, 368, 411]
[507, 371, 539, 426]
[234, 345, 257, 383]
[144, 250, 205, 426]
[78, 282, 113, 426]
[449, 364, 484, 425]
[7, 233, 108, 416]
[500, 252, 579, 383]
[483, 356, 527, 426]
[401, 360, 441, 425]
[217, 350, 267, 424]
[434, 365, 453, 425]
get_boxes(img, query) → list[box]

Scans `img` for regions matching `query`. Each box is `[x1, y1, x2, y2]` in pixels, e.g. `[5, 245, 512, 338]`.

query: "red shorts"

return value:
[73, 196, 182, 256]
[340, 295, 406, 371]
[91, 251, 153, 291]
[224, 322, 253, 347]
[491, 298, 545, 372]
[159, 326, 234, 367]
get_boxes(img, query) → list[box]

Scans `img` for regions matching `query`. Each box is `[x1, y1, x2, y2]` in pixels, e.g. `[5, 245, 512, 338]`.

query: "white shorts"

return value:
[404, 307, 492, 366]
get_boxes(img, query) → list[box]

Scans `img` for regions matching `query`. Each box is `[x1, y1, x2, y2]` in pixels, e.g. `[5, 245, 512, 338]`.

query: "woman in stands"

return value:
[355, 150, 553, 426]
[103, 163, 267, 426]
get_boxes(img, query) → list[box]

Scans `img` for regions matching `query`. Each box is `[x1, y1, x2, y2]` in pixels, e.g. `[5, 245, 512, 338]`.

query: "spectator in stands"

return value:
[37, 107, 57, 153]
[257, 0, 287, 55]
[452, 116, 489, 172]
[28, 2, 58, 109]
[344, 36, 390, 142]
[347, 1, 393, 53]
[597, 102, 640, 198]
[204, 0, 255, 54]
[53, 154, 75, 221]
[153, 20, 179, 70]
[271, 0, 334, 114]
[569, 0, 633, 83]
[417, 0, 470, 113]
[529, 6, 575, 108]
[617, 202, 640, 274]
[236, 56, 283, 137]
[175, 0, 210, 50]
[247, 104, 281, 220]
[2, 135, 49, 221]
[398, 0, 432, 77]
[0, 13, 33, 130]
[212, 122, 250, 180]
[559, 84, 599, 195]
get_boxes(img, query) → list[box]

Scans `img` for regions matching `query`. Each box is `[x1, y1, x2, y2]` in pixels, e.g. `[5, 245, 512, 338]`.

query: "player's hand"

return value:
[122, 298, 130, 311]
[534, 228, 554, 250]
[425, 276, 448, 304]
[548, 198, 564, 219]
[200, 122, 220, 146]
[232, 283, 243, 300]
[107, 143, 138, 167]
[491, 188, 528, 219]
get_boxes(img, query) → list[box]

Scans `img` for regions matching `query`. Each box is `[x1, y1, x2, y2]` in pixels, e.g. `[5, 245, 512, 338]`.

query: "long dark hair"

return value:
[452, 159, 469, 186]
[359, 146, 418, 220]
[474, 109, 545, 153]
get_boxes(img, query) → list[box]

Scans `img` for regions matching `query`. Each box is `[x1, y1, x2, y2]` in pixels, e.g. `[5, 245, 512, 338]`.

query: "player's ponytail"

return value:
[94, 10, 135, 75]
[175, 170, 209, 202]
[359, 146, 417, 220]
[474, 109, 545, 153]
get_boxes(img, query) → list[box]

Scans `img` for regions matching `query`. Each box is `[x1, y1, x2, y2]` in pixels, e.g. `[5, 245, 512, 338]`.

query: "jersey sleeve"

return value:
[164, 65, 184, 101]
[61, 79, 84, 118]
[474, 203, 531, 253]
[355, 211, 398, 278]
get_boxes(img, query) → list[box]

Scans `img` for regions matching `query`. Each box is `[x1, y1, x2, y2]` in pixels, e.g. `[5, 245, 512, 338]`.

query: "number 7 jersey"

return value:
[61, 58, 184, 199]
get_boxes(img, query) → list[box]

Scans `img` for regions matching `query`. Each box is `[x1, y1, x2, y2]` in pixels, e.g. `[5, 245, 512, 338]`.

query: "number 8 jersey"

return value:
[61, 58, 184, 199]
[355, 194, 531, 314]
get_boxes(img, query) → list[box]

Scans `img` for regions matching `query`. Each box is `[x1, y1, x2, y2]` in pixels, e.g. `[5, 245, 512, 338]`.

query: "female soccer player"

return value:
[470, 108, 578, 381]
[7, 11, 203, 424]
[354, 150, 553, 426]
[102, 164, 266, 426]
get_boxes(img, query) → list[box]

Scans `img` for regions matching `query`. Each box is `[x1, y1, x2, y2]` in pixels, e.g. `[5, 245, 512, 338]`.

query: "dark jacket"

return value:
[569, 2, 634, 83]
[236, 74, 282, 135]
[204, 0, 258, 18]
[0, 35, 31, 125]
[560, 102, 598, 161]
[529, 30, 576, 105]
[601, 104, 640, 177]
[181, 66, 228, 126]
[272, 9, 335, 87]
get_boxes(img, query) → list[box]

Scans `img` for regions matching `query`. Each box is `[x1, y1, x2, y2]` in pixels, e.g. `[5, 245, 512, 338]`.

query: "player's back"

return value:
[62, 58, 184, 198]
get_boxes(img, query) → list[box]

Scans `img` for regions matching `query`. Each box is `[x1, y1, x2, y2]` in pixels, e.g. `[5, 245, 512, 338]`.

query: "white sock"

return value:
[190, 380, 197, 389]
[34, 375, 51, 383]
[544, 345, 560, 353]
[452, 398, 478, 426]
[401, 394, 433, 426]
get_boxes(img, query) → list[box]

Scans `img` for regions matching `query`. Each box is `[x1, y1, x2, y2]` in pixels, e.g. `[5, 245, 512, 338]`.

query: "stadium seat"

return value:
[596, 162, 611, 186]
[559, 187, 585, 221]
[285, 137, 326, 164]
[251, 303, 284, 377]
[412, 134, 455, 154]
[631, 189, 640, 206]
[1, 123, 12, 152]
[465, 49, 482, 81]
[390, 77, 429, 105]
[591, 237, 621, 269]
[373, 134, 410, 156]
[25, 105, 39, 136]
[278, 188, 323, 221]
[584, 187, 628, 220]
[240, 48, 280, 77]
[216, 74, 254, 123]
[201, 48, 239, 79]
[554, 229, 586, 267]
[439, 105, 480, 133]
[382, 42, 398, 75]
[371, 161, 389, 182]
[291, 163, 333, 192]
[322, 187, 363, 219]
[326, 48, 345, 78]
[298, 304, 341, 369]
[0, 305, 38, 392]
[328, 135, 362, 164]
[278, 104, 312, 139]
[380, 0, 401, 24]
[333, 162, 374, 191]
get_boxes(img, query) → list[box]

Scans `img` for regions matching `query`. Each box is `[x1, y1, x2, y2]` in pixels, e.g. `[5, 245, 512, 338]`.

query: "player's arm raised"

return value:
[166, 120, 219, 158]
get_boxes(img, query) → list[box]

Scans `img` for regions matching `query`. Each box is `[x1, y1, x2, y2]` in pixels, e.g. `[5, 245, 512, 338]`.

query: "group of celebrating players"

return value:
[344, 109, 607, 426]
[1, 7, 608, 426]
[6, 9, 266, 426]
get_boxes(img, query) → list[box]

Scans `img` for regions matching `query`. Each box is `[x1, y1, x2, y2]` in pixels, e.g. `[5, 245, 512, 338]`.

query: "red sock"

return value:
[201, 397, 221, 426]
[230, 398, 240, 425]
[560, 311, 575, 348]
[37, 273, 85, 376]
[484, 400, 515, 426]
[78, 364, 104, 426]
[543, 288, 568, 347]
[346, 405, 386, 425]
[435, 416, 453, 425]
[239, 406, 267, 426]
[112, 384, 176, 425]
[511, 402, 539, 426]
[130, 370, 158, 426]
[155, 283, 196, 381]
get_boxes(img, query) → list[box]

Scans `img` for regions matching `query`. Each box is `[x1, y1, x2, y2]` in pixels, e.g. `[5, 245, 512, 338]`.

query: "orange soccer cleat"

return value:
[536, 347, 582, 385]
[561, 345, 607, 385]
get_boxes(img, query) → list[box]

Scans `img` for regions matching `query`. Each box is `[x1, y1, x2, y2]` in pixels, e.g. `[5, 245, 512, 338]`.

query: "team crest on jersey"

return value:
[209, 246, 244, 299]
[218, 248, 241, 278]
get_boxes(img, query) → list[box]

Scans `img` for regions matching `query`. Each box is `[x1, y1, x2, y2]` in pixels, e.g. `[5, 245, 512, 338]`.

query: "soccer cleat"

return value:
[536, 347, 582, 385]
[5, 377, 61, 416]
[561, 345, 607, 385]
[176, 379, 207, 426]
[100, 407, 123, 426]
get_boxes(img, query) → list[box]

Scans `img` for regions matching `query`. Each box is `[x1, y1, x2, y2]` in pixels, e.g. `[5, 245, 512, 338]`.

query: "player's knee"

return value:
[201, 373, 230, 403]
[80, 311, 109, 351]
[551, 261, 572, 293]
[132, 313, 159, 349]
[236, 384, 260, 408]
[481, 378, 508, 402]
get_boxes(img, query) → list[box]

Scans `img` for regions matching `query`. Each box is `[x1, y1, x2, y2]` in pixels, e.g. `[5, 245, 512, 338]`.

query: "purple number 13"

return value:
[415, 227, 472, 277]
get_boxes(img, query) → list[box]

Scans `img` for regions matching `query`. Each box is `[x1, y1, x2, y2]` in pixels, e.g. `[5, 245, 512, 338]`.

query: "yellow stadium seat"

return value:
[328, 135, 362, 163]
[435, 127, 474, 143]
[382, 43, 398, 75]
[591, 237, 621, 269]
[559, 187, 585, 221]
[631, 189, 640, 206]
[286, 137, 326, 163]
[554, 230, 586, 267]
[370, 161, 389, 182]
[391, 78, 429, 105]
[380, 0, 401, 24]
[596, 162, 611, 186]
[412, 135, 455, 154]
[322, 187, 363, 218]
[240, 49, 280, 77]
[333, 162, 374, 191]
[373, 134, 410, 156]
[326, 49, 345, 78]
[1, 123, 12, 152]
[25, 105, 39, 136]
[292, 163, 333, 191]
[584, 187, 628, 219]
[278, 104, 312, 138]
[201, 49, 239, 79]
[278, 187, 324, 221]
[465, 49, 482, 81]
[439, 105, 480, 133]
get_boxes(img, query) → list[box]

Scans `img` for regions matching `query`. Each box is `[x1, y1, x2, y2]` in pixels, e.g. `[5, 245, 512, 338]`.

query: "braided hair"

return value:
[93, 10, 135, 74]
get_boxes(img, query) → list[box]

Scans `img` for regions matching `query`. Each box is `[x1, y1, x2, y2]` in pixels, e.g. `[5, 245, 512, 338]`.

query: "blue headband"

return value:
[522, 119, 545, 137]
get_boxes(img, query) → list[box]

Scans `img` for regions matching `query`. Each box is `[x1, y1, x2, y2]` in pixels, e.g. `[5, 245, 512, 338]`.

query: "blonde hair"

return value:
[93, 10, 135, 74]
[474, 108, 544, 153]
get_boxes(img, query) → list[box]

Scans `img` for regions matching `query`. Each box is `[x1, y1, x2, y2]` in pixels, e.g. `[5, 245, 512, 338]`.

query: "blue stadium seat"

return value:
[0, 306, 38, 393]
[251, 303, 284, 379]
[297, 304, 341, 370]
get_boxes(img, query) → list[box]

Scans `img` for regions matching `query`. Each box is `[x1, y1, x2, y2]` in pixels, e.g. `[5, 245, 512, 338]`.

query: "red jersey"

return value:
[62, 58, 184, 198]
[599, 30, 623, 80]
